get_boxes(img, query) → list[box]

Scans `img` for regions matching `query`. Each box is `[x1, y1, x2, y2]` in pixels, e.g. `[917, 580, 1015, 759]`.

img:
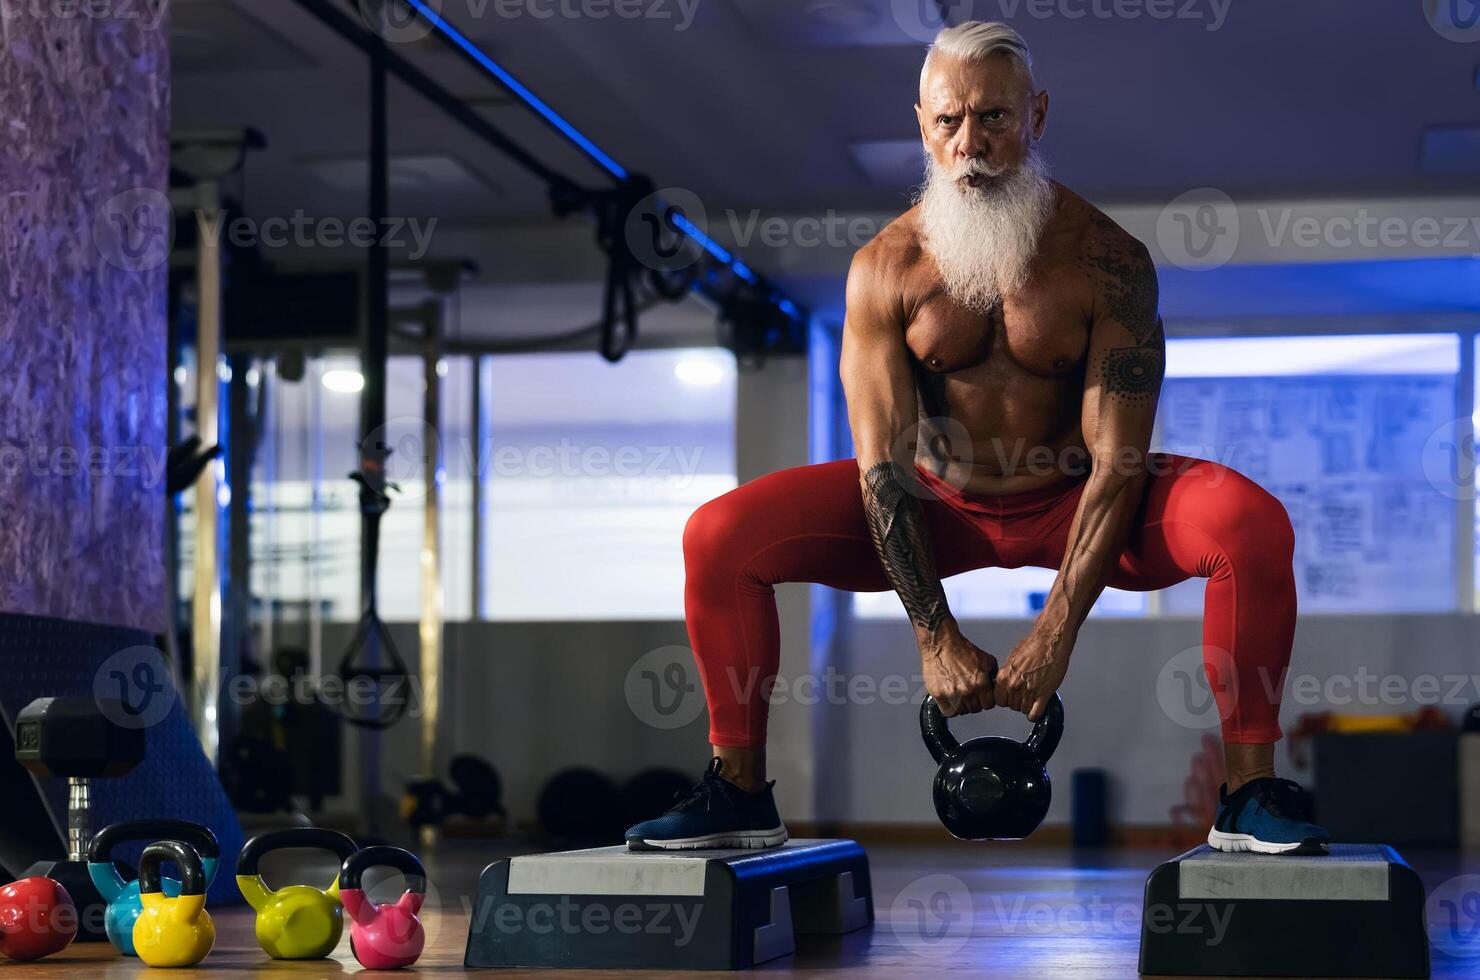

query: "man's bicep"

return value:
[841, 256, 916, 465]
[1082, 241, 1164, 457]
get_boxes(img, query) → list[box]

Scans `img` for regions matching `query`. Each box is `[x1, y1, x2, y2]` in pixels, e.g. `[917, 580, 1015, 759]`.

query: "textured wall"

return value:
[0, 9, 170, 630]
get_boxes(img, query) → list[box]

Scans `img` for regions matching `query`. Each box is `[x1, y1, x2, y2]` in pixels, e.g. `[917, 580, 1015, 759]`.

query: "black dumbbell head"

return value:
[14, 698, 145, 778]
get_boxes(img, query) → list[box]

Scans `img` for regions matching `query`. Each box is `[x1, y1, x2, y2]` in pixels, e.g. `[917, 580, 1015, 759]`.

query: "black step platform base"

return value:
[1139, 844, 1429, 977]
[464, 838, 873, 970]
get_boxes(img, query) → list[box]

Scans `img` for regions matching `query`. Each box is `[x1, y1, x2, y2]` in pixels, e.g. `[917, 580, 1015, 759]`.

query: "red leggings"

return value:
[683, 454, 1295, 748]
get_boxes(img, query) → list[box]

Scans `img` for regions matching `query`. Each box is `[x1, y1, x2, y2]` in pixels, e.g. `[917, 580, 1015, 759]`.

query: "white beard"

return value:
[915, 151, 1056, 313]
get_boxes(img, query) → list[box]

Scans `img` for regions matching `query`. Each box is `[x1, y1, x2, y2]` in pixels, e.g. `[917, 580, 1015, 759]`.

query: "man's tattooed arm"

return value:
[1080, 214, 1166, 407]
[861, 460, 949, 631]
[1031, 224, 1164, 648]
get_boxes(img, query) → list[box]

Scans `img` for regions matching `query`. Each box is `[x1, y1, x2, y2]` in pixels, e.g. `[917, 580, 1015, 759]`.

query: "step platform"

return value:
[1138, 844, 1429, 977]
[464, 838, 873, 970]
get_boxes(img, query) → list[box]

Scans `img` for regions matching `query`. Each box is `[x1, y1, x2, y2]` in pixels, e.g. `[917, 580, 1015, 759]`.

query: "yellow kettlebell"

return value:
[236, 828, 358, 960]
[133, 840, 215, 968]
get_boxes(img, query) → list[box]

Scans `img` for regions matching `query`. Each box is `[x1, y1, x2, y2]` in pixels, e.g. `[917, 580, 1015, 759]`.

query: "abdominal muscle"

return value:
[914, 423, 1091, 497]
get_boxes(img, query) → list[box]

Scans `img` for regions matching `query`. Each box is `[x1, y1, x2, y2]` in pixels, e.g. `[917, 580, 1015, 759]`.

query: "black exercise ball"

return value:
[537, 768, 625, 844]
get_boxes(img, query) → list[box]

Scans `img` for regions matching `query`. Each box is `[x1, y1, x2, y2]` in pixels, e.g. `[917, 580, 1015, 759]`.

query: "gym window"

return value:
[478, 349, 738, 621]
[237, 347, 737, 625]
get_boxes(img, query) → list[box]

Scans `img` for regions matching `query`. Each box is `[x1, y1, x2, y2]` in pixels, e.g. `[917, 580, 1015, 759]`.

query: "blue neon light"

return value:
[404, 0, 628, 180]
[401, 0, 801, 321]
[671, 212, 741, 268]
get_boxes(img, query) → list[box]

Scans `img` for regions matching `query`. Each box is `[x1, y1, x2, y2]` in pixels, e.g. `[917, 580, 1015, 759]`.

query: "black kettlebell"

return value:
[920, 691, 1064, 840]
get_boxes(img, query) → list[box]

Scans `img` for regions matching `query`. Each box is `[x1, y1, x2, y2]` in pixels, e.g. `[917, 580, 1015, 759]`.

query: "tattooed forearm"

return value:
[861, 461, 949, 632]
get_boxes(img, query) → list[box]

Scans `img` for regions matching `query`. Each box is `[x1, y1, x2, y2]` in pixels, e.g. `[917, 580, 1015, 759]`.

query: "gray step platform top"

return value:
[1174, 844, 1403, 901]
[505, 839, 850, 898]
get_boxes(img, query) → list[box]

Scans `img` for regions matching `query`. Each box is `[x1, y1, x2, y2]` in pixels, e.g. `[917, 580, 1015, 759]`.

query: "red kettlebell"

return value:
[339, 846, 427, 970]
[0, 877, 78, 961]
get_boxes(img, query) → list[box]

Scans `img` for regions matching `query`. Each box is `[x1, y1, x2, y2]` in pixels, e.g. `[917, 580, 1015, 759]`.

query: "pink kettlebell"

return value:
[338, 846, 427, 970]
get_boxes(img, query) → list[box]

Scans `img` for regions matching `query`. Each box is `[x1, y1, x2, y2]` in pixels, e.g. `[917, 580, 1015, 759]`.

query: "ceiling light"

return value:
[675, 358, 726, 387]
[323, 370, 366, 393]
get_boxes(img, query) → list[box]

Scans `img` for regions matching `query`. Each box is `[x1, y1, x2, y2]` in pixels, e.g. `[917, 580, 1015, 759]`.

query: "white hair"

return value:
[920, 21, 1036, 96]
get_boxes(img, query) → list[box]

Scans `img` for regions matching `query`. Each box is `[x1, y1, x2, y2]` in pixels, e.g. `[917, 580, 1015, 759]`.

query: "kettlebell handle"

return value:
[340, 846, 426, 926]
[919, 696, 960, 764]
[139, 841, 206, 898]
[236, 828, 358, 879]
[340, 845, 427, 895]
[1024, 693, 1064, 764]
[88, 819, 221, 865]
[919, 691, 1065, 765]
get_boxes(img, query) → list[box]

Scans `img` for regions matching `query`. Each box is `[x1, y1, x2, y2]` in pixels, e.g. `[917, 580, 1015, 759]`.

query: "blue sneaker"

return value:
[625, 759, 788, 851]
[1208, 777, 1330, 855]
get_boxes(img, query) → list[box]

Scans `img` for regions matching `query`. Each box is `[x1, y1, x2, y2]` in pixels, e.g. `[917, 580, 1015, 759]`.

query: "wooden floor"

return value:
[16, 840, 1478, 977]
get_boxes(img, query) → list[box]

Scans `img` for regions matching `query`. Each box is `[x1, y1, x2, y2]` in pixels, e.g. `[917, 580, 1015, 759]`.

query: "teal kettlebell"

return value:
[88, 820, 220, 956]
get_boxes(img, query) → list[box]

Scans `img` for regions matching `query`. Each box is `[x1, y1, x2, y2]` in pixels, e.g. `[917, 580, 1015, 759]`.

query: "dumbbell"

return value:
[14, 696, 145, 940]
